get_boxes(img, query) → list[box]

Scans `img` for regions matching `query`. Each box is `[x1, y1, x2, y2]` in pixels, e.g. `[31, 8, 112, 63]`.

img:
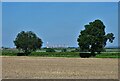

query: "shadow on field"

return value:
[17, 53, 27, 56]
[79, 53, 96, 58]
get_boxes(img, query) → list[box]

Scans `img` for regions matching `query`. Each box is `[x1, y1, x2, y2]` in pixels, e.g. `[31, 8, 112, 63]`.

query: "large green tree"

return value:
[14, 31, 43, 55]
[77, 19, 115, 56]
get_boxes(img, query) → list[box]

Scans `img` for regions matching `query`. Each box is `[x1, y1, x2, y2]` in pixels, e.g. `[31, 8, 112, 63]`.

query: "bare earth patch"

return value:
[2, 56, 118, 79]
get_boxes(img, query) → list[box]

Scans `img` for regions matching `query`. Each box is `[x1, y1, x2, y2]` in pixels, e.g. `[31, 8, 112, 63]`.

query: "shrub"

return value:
[30, 52, 80, 57]
[46, 48, 56, 52]
[2, 49, 18, 56]
[71, 48, 80, 52]
[61, 48, 67, 52]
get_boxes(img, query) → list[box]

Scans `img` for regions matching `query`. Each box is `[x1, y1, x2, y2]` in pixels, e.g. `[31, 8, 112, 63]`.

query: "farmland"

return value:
[2, 56, 118, 79]
[1, 48, 119, 79]
[1, 48, 120, 58]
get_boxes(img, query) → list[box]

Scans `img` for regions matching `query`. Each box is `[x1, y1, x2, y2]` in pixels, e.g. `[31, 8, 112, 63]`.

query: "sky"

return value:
[0, 2, 2, 48]
[1, 0, 119, 2]
[2, 2, 118, 48]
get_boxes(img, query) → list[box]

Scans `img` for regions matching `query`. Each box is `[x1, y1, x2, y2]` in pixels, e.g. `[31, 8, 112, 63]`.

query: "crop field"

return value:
[2, 56, 118, 79]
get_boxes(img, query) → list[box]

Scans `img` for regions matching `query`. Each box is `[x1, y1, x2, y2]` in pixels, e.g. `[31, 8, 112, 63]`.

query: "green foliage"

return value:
[95, 52, 119, 58]
[71, 48, 80, 52]
[30, 52, 79, 57]
[2, 49, 17, 56]
[2, 48, 119, 58]
[46, 48, 56, 52]
[2, 52, 17, 56]
[14, 31, 43, 55]
[61, 48, 67, 52]
[77, 19, 115, 56]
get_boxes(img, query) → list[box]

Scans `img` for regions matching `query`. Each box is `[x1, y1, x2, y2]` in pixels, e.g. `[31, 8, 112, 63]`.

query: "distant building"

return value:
[46, 42, 68, 48]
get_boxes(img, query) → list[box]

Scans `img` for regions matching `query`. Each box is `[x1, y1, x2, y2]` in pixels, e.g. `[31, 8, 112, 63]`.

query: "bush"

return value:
[61, 48, 67, 52]
[46, 48, 56, 52]
[2, 49, 18, 56]
[2, 52, 17, 56]
[71, 48, 80, 52]
[95, 52, 119, 58]
[30, 52, 80, 57]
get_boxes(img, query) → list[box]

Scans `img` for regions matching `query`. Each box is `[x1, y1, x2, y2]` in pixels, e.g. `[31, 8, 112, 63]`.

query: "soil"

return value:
[2, 56, 118, 79]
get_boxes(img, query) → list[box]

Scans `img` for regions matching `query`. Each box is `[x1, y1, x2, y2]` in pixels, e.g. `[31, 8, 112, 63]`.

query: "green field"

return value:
[1, 48, 120, 58]
[95, 52, 119, 58]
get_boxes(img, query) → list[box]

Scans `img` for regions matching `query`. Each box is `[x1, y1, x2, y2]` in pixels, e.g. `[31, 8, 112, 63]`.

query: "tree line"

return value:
[14, 19, 115, 57]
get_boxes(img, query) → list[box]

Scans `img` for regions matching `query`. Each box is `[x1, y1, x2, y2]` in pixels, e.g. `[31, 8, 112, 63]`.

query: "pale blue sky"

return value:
[0, 2, 2, 48]
[2, 2, 118, 48]
[1, 0, 119, 2]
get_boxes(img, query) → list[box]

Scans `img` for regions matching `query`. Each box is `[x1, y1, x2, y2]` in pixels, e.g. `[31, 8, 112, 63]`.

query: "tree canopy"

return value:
[77, 19, 115, 56]
[14, 31, 43, 55]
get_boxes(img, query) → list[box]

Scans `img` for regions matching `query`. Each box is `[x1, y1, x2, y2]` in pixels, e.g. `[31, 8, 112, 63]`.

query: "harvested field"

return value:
[2, 56, 118, 79]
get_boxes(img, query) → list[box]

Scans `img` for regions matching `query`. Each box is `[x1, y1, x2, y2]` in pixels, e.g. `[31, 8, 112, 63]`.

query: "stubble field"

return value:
[2, 56, 118, 79]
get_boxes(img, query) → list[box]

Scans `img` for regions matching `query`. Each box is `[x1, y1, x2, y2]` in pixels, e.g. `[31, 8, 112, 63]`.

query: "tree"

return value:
[14, 31, 43, 55]
[77, 19, 115, 56]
